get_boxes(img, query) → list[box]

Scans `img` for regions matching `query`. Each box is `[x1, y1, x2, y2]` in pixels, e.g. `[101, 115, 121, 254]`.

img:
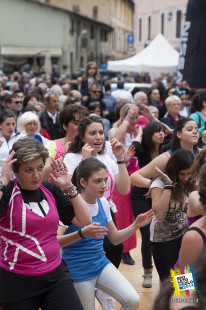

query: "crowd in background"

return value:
[0, 62, 206, 310]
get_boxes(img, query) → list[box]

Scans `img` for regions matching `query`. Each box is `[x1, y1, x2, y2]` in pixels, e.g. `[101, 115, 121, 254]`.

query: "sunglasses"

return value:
[91, 90, 101, 94]
[14, 101, 22, 105]
[177, 90, 186, 95]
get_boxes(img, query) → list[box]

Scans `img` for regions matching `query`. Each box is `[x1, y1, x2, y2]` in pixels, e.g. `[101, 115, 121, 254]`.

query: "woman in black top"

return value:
[0, 138, 91, 310]
[130, 121, 164, 288]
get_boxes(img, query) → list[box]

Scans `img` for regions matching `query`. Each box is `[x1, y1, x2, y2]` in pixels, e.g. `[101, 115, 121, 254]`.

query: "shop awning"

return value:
[0, 45, 62, 57]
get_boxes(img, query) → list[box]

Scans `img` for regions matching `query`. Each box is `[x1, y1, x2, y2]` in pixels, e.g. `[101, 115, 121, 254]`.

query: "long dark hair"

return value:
[68, 115, 105, 154]
[164, 149, 194, 203]
[190, 91, 206, 113]
[72, 157, 107, 193]
[189, 148, 206, 190]
[163, 117, 198, 153]
[198, 163, 206, 210]
[141, 121, 164, 156]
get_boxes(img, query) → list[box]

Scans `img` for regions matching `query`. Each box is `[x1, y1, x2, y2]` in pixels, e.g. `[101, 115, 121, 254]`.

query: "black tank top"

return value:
[187, 227, 206, 244]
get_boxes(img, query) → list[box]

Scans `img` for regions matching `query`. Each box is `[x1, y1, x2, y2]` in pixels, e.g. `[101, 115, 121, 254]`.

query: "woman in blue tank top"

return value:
[58, 158, 153, 310]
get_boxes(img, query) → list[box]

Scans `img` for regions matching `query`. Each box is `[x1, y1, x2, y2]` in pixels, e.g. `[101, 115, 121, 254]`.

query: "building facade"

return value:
[44, 0, 135, 60]
[134, 0, 188, 53]
[0, 0, 112, 74]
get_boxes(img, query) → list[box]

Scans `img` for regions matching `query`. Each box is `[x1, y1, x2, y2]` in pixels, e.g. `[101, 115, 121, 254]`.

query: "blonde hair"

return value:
[113, 103, 133, 128]
[165, 95, 181, 107]
[17, 112, 41, 135]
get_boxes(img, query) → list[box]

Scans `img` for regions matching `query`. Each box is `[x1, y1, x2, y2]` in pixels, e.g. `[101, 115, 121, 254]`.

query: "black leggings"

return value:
[131, 197, 152, 269]
[1, 273, 83, 310]
[152, 236, 183, 282]
[103, 210, 123, 269]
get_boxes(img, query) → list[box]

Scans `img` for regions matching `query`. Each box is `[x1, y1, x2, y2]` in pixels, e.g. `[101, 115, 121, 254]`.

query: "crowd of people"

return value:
[0, 62, 206, 310]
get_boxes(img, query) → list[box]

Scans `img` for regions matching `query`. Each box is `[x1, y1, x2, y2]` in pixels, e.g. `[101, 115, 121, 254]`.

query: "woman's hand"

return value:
[124, 145, 135, 164]
[140, 103, 152, 120]
[161, 122, 173, 136]
[135, 209, 153, 229]
[81, 222, 108, 239]
[50, 159, 73, 191]
[82, 143, 95, 160]
[111, 138, 125, 157]
[1, 150, 17, 185]
[127, 106, 139, 119]
[154, 166, 172, 183]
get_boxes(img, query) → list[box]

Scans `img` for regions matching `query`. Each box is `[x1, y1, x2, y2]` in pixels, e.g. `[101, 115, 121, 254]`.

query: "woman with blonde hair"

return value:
[109, 103, 140, 265]
[160, 95, 182, 143]
[17, 111, 49, 145]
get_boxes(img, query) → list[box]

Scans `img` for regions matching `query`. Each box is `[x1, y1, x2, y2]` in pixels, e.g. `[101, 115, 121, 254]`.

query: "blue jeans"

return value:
[74, 263, 140, 310]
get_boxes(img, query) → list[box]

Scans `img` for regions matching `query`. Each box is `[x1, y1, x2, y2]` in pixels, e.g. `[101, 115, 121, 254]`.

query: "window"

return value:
[93, 6, 98, 19]
[91, 25, 94, 39]
[138, 18, 142, 42]
[70, 19, 74, 36]
[148, 16, 151, 40]
[176, 10, 182, 38]
[72, 5, 79, 13]
[76, 21, 81, 36]
[100, 29, 107, 42]
[161, 13, 164, 35]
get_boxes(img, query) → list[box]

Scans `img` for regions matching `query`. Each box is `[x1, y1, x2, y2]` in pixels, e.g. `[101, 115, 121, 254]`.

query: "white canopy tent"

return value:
[107, 33, 179, 73]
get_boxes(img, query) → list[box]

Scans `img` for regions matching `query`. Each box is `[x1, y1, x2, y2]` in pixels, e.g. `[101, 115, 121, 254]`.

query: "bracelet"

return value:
[69, 192, 78, 199]
[115, 154, 124, 159]
[117, 160, 125, 164]
[164, 181, 172, 186]
[78, 229, 85, 239]
[164, 185, 173, 190]
[125, 116, 132, 120]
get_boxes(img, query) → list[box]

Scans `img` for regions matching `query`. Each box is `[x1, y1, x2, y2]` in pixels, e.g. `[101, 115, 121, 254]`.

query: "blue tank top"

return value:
[168, 148, 197, 159]
[62, 198, 110, 282]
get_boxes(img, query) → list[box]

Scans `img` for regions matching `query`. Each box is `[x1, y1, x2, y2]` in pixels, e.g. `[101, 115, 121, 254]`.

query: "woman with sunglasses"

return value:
[0, 110, 25, 176]
[177, 89, 190, 118]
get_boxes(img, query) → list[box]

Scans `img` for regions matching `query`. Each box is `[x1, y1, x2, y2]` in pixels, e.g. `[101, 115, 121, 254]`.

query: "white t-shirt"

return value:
[86, 196, 112, 223]
[63, 152, 119, 211]
[59, 196, 112, 228]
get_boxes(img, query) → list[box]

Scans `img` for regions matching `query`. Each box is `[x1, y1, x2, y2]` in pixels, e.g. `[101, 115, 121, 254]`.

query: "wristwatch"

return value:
[0, 181, 6, 192]
[64, 185, 77, 196]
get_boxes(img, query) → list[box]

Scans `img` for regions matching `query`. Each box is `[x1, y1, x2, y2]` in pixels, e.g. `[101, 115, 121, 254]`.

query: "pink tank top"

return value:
[0, 180, 61, 276]
[54, 139, 65, 160]
[48, 139, 65, 182]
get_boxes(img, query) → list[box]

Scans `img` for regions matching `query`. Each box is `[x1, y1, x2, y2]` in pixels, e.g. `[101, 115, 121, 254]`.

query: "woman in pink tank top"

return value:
[0, 138, 91, 310]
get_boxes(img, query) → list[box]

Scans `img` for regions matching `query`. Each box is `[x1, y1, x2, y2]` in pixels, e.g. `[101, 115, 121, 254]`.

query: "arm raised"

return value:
[130, 152, 169, 188]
